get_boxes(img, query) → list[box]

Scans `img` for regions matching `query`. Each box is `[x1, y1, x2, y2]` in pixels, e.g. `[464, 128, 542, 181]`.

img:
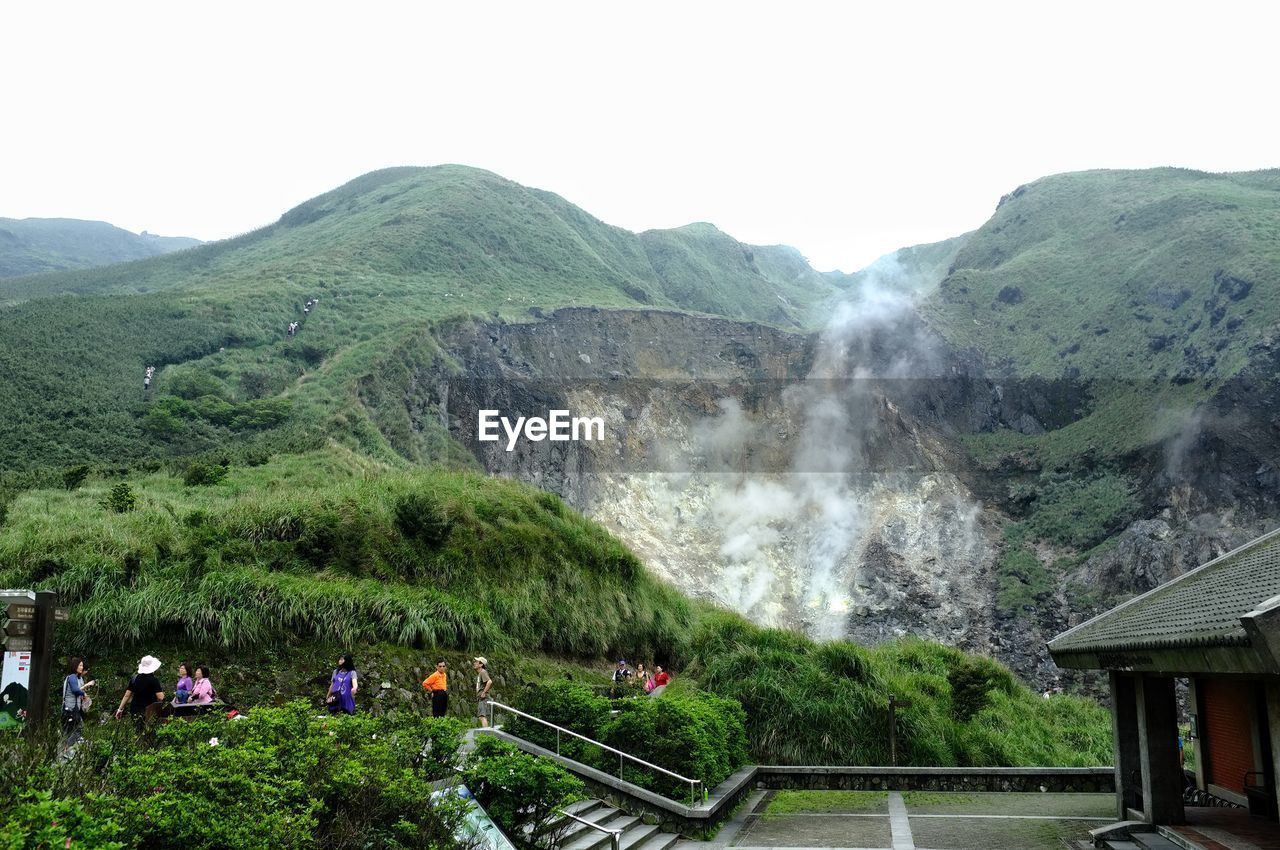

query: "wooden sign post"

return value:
[0, 589, 58, 732]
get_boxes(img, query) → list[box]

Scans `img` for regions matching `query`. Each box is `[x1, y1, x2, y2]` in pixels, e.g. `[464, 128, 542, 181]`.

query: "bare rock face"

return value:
[389, 307, 1009, 657]
[373, 305, 1280, 683]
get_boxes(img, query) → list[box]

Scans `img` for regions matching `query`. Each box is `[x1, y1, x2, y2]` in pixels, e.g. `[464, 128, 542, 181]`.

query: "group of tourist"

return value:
[61, 651, 660, 738]
[60, 655, 219, 747]
[285, 296, 319, 337]
[142, 365, 156, 391]
[610, 659, 670, 696]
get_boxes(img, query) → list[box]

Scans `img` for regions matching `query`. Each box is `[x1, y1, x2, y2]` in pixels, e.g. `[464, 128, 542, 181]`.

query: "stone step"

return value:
[629, 831, 680, 850]
[561, 814, 640, 850]
[555, 803, 624, 844]
[1130, 834, 1185, 850]
[1102, 842, 1143, 850]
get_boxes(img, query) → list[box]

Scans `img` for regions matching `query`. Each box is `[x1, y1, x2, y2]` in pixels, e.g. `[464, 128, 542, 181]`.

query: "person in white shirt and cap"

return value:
[473, 657, 493, 727]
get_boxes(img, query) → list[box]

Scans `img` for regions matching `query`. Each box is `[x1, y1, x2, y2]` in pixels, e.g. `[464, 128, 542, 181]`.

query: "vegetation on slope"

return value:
[685, 612, 1110, 767]
[0, 165, 842, 472]
[928, 168, 1280, 467]
[0, 449, 694, 658]
[0, 217, 199, 278]
[0, 450, 1110, 768]
[1, 703, 585, 850]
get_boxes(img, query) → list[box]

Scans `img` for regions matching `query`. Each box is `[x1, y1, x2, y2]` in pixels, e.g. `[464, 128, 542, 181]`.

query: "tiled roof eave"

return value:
[1050, 633, 1253, 656]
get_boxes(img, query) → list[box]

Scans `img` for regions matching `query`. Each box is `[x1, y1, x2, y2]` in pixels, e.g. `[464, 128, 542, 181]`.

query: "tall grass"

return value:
[0, 448, 694, 659]
[686, 611, 1111, 767]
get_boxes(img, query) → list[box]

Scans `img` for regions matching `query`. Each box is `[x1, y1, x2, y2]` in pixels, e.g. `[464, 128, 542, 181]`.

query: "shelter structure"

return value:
[1049, 528, 1280, 828]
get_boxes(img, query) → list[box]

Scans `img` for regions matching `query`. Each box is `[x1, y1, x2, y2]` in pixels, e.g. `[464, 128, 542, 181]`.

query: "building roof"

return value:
[1048, 527, 1280, 656]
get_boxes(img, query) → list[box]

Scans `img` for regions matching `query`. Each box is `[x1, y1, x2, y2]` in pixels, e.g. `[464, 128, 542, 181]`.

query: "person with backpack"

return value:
[326, 653, 359, 715]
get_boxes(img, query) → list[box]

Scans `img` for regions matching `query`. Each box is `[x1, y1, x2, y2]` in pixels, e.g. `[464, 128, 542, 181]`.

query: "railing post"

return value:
[556, 727, 560, 755]
[611, 830, 621, 850]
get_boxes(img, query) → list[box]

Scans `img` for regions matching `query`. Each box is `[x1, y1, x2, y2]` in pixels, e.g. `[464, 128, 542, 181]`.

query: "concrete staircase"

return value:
[1086, 821, 1199, 850]
[541, 798, 682, 850]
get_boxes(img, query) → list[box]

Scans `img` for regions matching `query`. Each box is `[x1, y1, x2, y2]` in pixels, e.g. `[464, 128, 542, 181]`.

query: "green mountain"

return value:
[0, 166, 842, 471]
[0, 166, 839, 323]
[0, 217, 200, 278]
[926, 168, 1280, 382]
[922, 167, 1280, 468]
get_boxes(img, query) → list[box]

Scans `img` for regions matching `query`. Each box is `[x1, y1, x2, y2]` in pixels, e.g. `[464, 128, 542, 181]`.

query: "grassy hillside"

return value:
[925, 168, 1280, 467]
[0, 165, 840, 472]
[0, 166, 838, 321]
[0, 448, 693, 658]
[0, 217, 199, 278]
[927, 168, 1280, 382]
[0, 450, 1110, 767]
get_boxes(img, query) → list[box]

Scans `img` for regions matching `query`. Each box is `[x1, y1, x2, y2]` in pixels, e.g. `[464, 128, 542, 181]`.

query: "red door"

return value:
[1200, 678, 1257, 794]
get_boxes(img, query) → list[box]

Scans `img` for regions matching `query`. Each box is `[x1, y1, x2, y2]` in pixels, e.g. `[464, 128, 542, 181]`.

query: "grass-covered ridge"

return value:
[0, 448, 694, 658]
[0, 165, 843, 472]
[927, 168, 1280, 383]
[923, 168, 1280, 469]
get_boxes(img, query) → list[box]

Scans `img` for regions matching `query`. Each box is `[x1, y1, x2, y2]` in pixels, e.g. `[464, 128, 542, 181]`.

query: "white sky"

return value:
[3, 1, 1277, 272]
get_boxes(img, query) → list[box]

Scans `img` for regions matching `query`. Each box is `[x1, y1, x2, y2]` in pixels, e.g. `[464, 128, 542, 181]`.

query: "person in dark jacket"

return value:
[115, 655, 165, 723]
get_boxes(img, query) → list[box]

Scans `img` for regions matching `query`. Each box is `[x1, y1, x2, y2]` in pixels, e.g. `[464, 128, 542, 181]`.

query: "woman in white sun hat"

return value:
[115, 655, 165, 723]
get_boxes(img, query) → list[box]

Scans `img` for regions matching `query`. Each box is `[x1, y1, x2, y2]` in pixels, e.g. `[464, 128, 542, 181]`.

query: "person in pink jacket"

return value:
[188, 665, 216, 705]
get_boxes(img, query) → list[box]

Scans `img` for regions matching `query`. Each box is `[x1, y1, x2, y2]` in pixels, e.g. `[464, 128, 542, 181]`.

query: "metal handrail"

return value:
[556, 809, 621, 850]
[489, 700, 704, 806]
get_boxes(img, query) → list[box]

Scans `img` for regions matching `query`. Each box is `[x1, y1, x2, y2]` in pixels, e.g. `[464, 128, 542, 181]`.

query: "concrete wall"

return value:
[754, 766, 1115, 793]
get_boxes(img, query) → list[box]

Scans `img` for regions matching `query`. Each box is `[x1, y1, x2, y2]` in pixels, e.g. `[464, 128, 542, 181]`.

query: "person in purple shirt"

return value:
[326, 653, 358, 715]
[174, 663, 193, 705]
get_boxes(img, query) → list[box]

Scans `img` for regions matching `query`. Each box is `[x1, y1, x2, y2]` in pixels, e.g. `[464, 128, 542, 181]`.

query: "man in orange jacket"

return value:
[422, 660, 448, 718]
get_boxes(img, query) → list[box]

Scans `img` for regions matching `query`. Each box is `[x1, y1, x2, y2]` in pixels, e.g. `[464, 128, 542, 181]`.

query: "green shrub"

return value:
[100, 482, 137, 513]
[394, 490, 453, 547]
[995, 543, 1052, 612]
[463, 736, 585, 849]
[183, 460, 229, 487]
[1023, 473, 1139, 549]
[0, 790, 126, 850]
[816, 641, 879, 684]
[599, 691, 748, 798]
[105, 702, 465, 850]
[948, 655, 1017, 721]
[510, 680, 611, 762]
[62, 464, 92, 491]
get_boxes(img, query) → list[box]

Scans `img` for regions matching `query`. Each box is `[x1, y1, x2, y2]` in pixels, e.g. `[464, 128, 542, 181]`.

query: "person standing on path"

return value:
[326, 653, 359, 715]
[422, 660, 448, 718]
[61, 658, 95, 749]
[115, 656, 164, 723]
[473, 657, 493, 728]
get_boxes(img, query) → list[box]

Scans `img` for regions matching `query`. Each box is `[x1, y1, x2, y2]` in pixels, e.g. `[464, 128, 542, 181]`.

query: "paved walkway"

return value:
[713, 790, 1114, 850]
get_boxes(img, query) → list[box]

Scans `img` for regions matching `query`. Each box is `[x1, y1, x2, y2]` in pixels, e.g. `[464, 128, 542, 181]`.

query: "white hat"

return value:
[137, 655, 162, 674]
[473, 657, 488, 667]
